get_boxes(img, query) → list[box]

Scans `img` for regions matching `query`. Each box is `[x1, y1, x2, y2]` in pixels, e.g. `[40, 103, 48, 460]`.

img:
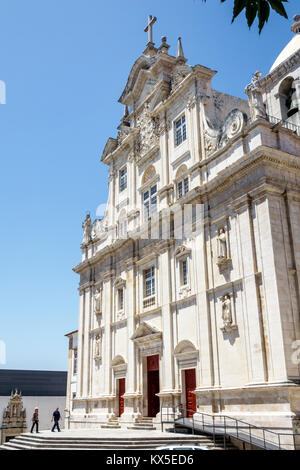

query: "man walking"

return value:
[30, 407, 39, 433]
[51, 407, 61, 432]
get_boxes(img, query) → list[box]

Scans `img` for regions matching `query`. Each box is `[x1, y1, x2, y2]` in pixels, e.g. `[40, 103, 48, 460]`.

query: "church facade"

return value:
[69, 16, 300, 432]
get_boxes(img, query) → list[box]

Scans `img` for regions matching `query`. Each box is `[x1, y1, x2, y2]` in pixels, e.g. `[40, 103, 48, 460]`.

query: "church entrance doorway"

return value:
[118, 378, 125, 417]
[147, 355, 160, 417]
[184, 369, 196, 417]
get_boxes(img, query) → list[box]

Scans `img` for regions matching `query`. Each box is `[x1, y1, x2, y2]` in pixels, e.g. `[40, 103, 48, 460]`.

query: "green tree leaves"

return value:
[203, 0, 288, 33]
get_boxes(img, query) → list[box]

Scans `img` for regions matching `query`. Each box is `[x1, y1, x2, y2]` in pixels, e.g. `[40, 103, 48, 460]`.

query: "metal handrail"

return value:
[160, 405, 297, 450]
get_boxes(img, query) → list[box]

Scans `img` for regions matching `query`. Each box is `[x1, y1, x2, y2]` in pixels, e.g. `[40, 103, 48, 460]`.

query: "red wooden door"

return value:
[118, 378, 125, 416]
[147, 355, 160, 417]
[185, 369, 196, 417]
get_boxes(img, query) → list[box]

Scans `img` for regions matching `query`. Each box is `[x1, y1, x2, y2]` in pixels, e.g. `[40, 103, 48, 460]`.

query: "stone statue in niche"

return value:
[94, 334, 102, 360]
[216, 227, 231, 270]
[82, 213, 92, 245]
[245, 71, 266, 121]
[221, 294, 237, 334]
[94, 288, 102, 315]
[218, 227, 227, 258]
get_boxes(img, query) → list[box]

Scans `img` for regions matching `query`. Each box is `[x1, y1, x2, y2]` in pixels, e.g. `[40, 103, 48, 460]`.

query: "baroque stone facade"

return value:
[1, 391, 26, 444]
[68, 17, 300, 432]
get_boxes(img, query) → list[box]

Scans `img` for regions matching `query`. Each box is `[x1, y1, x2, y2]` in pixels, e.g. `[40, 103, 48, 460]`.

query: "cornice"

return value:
[260, 50, 300, 90]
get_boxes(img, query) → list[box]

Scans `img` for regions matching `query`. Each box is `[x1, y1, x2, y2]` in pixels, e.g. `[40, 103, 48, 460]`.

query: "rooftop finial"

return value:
[176, 37, 187, 64]
[158, 36, 170, 54]
[144, 15, 157, 45]
[292, 14, 300, 34]
[177, 37, 184, 59]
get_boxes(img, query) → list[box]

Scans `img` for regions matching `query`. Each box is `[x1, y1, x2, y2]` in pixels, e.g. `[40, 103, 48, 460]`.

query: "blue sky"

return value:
[0, 0, 298, 371]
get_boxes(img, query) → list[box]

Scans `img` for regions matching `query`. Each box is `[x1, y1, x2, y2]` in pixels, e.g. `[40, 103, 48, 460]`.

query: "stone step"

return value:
[101, 425, 121, 429]
[0, 431, 237, 451]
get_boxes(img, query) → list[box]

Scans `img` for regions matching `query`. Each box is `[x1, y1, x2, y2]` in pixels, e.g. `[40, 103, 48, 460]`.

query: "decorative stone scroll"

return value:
[136, 103, 160, 157]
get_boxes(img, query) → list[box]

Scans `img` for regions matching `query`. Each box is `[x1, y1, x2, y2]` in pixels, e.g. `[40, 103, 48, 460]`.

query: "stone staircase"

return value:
[101, 417, 121, 429]
[0, 431, 237, 450]
[127, 417, 156, 430]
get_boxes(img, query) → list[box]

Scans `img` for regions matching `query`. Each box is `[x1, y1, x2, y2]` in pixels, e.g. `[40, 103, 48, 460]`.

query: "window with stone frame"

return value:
[143, 266, 155, 297]
[177, 176, 189, 198]
[117, 287, 124, 311]
[180, 259, 188, 286]
[143, 184, 157, 221]
[119, 167, 127, 192]
[174, 114, 186, 146]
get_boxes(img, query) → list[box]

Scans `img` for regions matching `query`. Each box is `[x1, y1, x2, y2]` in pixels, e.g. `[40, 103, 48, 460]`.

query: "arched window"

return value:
[279, 77, 299, 120]
[175, 165, 189, 199]
[142, 165, 158, 221]
[142, 165, 156, 185]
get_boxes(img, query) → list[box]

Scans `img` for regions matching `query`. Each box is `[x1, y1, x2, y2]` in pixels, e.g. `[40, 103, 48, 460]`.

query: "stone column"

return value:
[193, 217, 215, 390]
[82, 284, 92, 398]
[121, 255, 143, 422]
[65, 335, 73, 428]
[159, 115, 171, 209]
[76, 288, 85, 398]
[233, 195, 267, 384]
[159, 242, 175, 396]
[255, 191, 295, 382]
[102, 267, 114, 402]
[187, 91, 201, 165]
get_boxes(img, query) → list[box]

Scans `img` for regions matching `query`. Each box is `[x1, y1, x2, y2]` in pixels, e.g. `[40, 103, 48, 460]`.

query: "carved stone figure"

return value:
[218, 228, 227, 258]
[245, 71, 267, 121]
[94, 289, 102, 314]
[82, 213, 92, 245]
[222, 294, 233, 330]
[221, 294, 237, 333]
[94, 335, 102, 360]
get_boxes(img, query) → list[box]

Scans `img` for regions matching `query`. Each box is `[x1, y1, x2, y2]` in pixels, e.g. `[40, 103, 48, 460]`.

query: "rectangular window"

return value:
[73, 349, 78, 375]
[144, 266, 155, 298]
[178, 177, 189, 198]
[118, 288, 124, 311]
[119, 167, 127, 192]
[143, 184, 157, 220]
[181, 260, 188, 286]
[175, 115, 186, 147]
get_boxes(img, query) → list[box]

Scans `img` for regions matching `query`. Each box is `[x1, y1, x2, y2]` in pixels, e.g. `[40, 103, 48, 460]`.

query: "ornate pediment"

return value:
[131, 321, 160, 341]
[131, 322, 162, 357]
[119, 55, 155, 105]
[101, 137, 118, 162]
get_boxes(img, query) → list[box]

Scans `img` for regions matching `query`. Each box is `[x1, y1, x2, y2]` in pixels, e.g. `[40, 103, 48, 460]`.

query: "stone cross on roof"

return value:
[144, 15, 157, 44]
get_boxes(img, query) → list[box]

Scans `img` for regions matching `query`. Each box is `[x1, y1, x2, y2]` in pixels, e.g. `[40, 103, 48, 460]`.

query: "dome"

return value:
[270, 15, 300, 73]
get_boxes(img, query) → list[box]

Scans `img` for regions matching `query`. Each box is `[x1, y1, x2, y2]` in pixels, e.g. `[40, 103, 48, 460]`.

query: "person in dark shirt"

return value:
[30, 407, 39, 433]
[51, 407, 61, 432]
